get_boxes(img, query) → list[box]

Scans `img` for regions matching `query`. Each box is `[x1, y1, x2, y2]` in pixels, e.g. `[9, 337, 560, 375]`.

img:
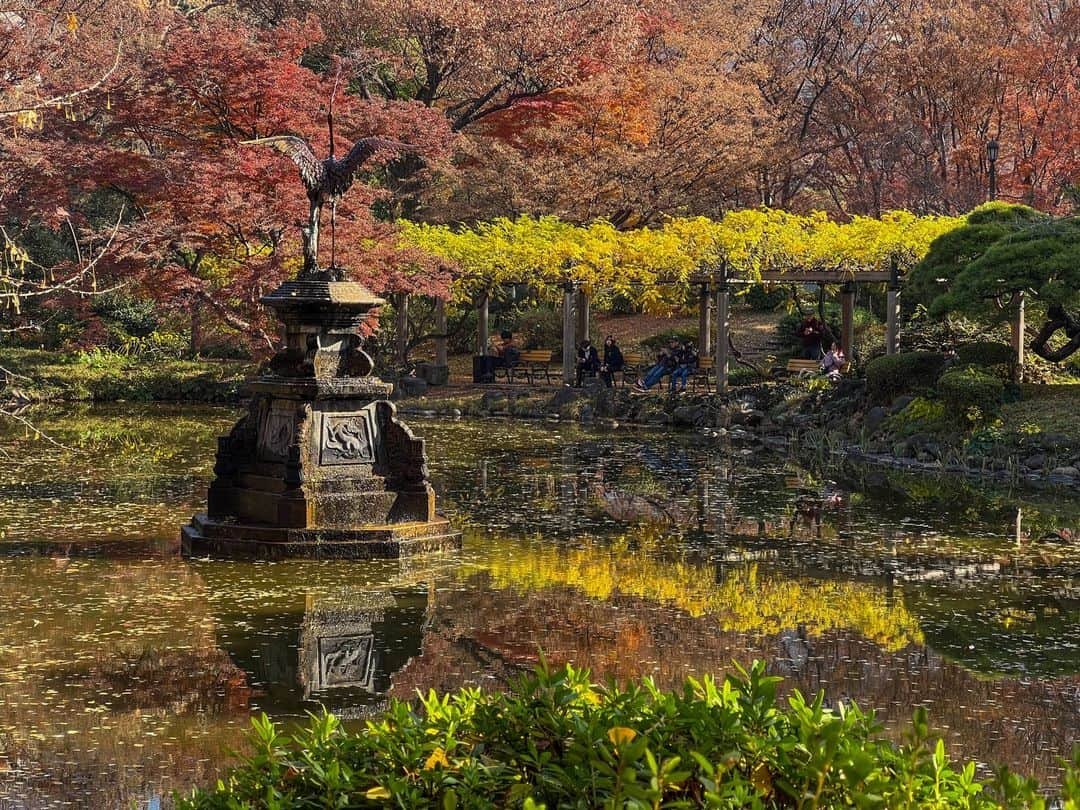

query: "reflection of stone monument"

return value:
[300, 591, 393, 698]
[181, 279, 461, 558]
[298, 588, 428, 716]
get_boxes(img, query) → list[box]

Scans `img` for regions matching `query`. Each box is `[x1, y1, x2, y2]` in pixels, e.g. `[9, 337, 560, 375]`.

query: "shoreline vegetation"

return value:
[3, 347, 1078, 493]
[179, 662, 1077, 809]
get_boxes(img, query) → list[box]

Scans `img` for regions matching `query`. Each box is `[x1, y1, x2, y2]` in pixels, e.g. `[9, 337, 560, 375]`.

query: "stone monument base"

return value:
[180, 277, 461, 561]
[181, 513, 461, 560]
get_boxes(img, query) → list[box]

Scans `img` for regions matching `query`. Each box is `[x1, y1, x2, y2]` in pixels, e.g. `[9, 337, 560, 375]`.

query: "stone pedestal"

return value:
[182, 278, 461, 559]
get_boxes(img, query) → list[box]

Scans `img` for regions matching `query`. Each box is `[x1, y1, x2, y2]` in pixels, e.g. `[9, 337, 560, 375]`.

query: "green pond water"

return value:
[1, 404, 1080, 808]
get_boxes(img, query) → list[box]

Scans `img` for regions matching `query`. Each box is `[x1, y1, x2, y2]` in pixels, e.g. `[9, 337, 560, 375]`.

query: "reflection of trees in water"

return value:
[392, 574, 1080, 785]
[0, 560, 252, 808]
[467, 533, 923, 651]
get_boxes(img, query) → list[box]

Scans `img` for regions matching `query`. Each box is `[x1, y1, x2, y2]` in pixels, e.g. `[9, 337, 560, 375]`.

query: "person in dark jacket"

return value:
[669, 342, 697, 393]
[599, 335, 624, 387]
[575, 339, 600, 386]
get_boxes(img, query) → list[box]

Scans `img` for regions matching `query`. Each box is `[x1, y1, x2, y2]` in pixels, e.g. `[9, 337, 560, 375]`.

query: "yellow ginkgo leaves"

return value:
[399, 209, 964, 310]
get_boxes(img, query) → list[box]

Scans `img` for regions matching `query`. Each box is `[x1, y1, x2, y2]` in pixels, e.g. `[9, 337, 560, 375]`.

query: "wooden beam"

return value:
[394, 293, 409, 365]
[1011, 291, 1025, 382]
[840, 283, 855, 358]
[434, 297, 448, 367]
[698, 283, 712, 357]
[476, 292, 489, 356]
[885, 286, 900, 355]
[576, 288, 590, 344]
[562, 284, 576, 386]
[715, 283, 730, 394]
[688, 269, 895, 285]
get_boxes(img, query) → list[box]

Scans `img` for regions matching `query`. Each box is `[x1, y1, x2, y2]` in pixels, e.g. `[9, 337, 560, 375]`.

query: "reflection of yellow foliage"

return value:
[468, 532, 922, 652]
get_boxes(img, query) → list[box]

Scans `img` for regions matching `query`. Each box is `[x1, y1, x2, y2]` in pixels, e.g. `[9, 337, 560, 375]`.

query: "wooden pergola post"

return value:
[714, 267, 730, 394]
[698, 282, 712, 357]
[885, 261, 901, 356]
[476, 291, 489, 357]
[840, 282, 855, 358]
[394, 292, 409, 365]
[576, 288, 590, 345]
[562, 281, 576, 386]
[434, 297, 448, 367]
[1011, 291, 1025, 382]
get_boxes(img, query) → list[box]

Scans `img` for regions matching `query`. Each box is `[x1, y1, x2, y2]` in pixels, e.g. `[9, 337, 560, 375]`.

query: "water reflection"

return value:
[1, 406, 1079, 807]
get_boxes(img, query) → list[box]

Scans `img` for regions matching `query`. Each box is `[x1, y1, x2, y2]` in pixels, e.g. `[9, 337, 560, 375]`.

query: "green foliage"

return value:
[955, 342, 1014, 373]
[92, 292, 160, 338]
[641, 327, 699, 352]
[865, 352, 947, 401]
[933, 216, 1080, 319]
[907, 203, 1046, 309]
[938, 366, 1005, 426]
[509, 306, 564, 350]
[180, 661, 1071, 809]
[883, 396, 948, 437]
[0, 348, 249, 402]
[742, 284, 789, 311]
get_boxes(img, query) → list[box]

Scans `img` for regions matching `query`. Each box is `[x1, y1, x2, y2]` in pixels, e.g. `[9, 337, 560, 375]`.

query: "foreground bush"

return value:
[955, 341, 1015, 371]
[179, 662, 1074, 809]
[938, 365, 1005, 424]
[865, 351, 947, 401]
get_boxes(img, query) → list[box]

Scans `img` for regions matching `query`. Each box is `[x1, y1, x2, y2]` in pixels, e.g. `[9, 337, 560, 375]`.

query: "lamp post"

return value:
[987, 138, 999, 201]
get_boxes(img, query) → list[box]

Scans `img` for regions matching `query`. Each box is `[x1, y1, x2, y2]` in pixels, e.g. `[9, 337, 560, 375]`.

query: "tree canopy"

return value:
[910, 203, 1080, 361]
[400, 209, 963, 310]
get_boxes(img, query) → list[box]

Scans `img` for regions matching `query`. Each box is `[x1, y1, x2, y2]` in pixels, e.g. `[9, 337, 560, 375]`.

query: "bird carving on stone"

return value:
[243, 133, 408, 278]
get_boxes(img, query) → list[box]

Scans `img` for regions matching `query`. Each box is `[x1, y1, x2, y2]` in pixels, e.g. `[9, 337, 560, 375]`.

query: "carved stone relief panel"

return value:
[319, 406, 379, 465]
[258, 405, 297, 463]
[318, 634, 375, 689]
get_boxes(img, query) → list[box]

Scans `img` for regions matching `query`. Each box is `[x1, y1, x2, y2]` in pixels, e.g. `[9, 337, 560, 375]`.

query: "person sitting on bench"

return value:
[493, 330, 519, 369]
[599, 335, 624, 388]
[820, 342, 845, 381]
[634, 338, 679, 392]
[669, 341, 697, 394]
[575, 339, 600, 386]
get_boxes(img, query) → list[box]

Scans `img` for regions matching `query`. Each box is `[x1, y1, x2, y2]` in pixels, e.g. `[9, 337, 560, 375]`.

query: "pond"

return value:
[1, 404, 1080, 807]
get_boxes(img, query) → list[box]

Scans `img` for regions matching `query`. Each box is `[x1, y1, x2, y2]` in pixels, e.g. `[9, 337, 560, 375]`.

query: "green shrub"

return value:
[938, 365, 1005, 425]
[883, 396, 948, 437]
[742, 284, 789, 311]
[92, 292, 159, 337]
[641, 327, 698, 352]
[180, 661, 1067, 809]
[511, 307, 563, 350]
[865, 352, 947, 401]
[955, 341, 1014, 369]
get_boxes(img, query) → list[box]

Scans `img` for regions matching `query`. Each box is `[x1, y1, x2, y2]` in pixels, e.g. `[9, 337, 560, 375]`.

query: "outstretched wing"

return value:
[242, 136, 324, 191]
[332, 137, 410, 189]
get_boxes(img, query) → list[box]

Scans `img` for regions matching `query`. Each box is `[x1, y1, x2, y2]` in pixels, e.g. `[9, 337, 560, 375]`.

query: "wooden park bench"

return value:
[617, 351, 644, 387]
[689, 355, 715, 392]
[519, 349, 558, 384]
[785, 358, 821, 377]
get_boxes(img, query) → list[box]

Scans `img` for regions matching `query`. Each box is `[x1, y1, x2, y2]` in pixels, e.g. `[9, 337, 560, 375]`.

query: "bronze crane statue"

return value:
[243, 129, 408, 277]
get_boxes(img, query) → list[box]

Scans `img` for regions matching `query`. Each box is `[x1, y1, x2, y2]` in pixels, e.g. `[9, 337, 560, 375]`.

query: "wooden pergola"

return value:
[401, 265, 906, 391]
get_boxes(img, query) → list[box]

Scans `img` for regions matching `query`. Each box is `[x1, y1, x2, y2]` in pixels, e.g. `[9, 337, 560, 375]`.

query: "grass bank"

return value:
[0, 348, 253, 403]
